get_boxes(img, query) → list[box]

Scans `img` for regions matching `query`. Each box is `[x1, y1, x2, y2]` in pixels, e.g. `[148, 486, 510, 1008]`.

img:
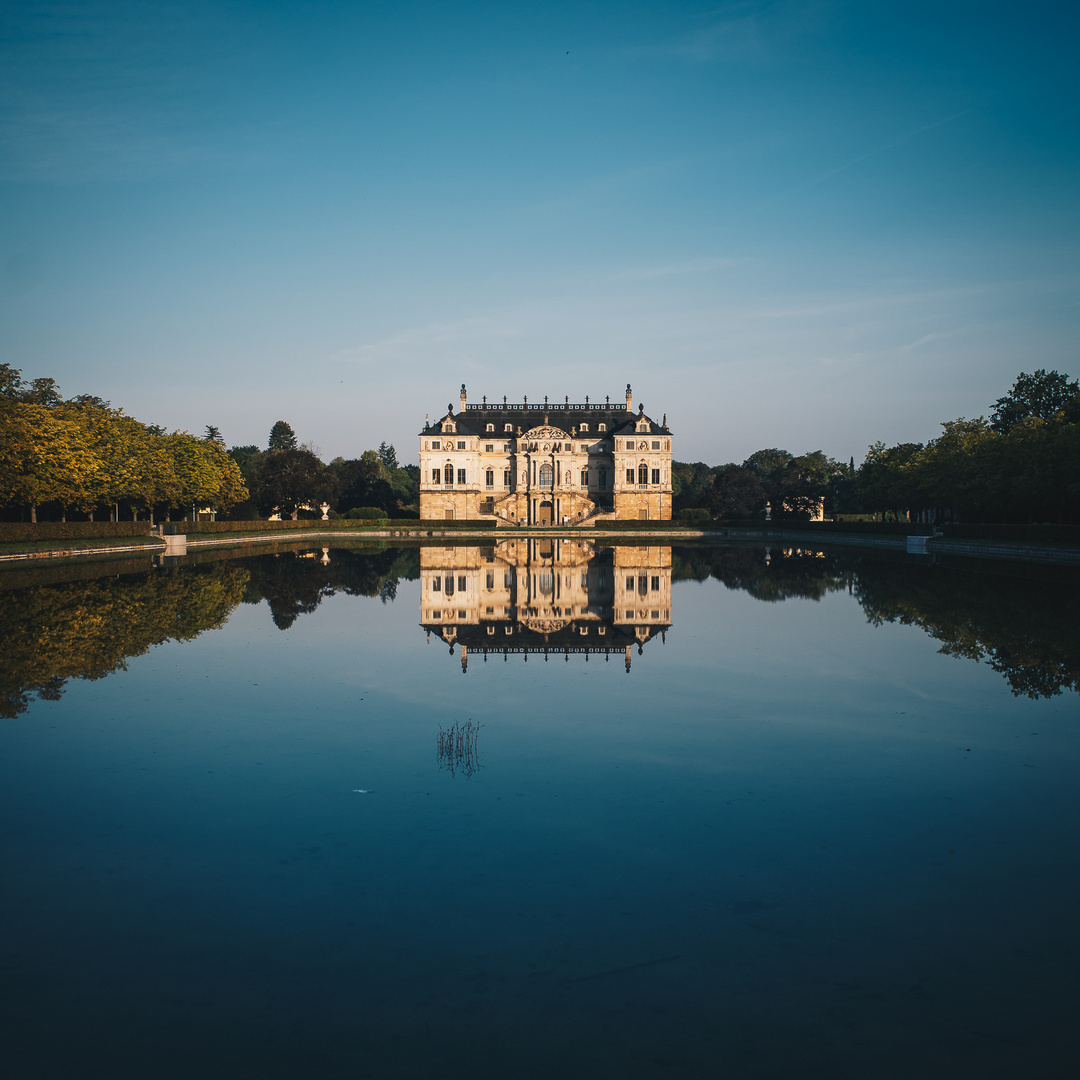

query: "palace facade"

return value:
[419, 384, 672, 524]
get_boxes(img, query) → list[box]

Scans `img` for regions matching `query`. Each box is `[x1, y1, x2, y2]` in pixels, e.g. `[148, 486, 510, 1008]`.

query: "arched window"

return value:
[445, 462, 455, 485]
[504, 423, 512, 432]
[486, 423, 494, 431]
[638, 463, 648, 484]
[539, 462, 553, 485]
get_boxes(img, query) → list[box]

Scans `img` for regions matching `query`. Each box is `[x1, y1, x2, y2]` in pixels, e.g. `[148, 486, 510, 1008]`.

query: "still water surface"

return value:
[2, 541, 1078, 1079]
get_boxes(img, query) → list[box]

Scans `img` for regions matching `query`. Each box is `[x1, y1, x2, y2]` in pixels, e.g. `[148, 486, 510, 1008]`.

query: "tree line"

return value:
[0, 365, 419, 522]
[1, 365, 246, 522]
[228, 421, 419, 520]
[674, 370, 1080, 524]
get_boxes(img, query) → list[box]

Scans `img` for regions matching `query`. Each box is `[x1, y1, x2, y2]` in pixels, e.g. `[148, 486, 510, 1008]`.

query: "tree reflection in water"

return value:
[1, 541, 1076, 718]
[671, 543, 1080, 699]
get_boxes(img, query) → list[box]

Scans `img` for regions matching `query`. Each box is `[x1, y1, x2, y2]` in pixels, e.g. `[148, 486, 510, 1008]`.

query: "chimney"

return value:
[625, 383, 632, 411]
[460, 384, 467, 413]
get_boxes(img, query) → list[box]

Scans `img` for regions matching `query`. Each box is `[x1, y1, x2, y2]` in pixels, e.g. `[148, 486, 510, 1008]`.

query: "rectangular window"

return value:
[485, 443, 493, 452]
[627, 440, 635, 449]
[626, 576, 634, 591]
[432, 578, 441, 592]
[651, 610, 660, 619]
[430, 440, 438, 450]
[503, 469, 512, 486]
[485, 469, 494, 488]
[458, 576, 467, 592]
[445, 469, 453, 486]
[638, 464, 648, 484]
[625, 610, 634, 618]
[457, 440, 466, 449]
[504, 572, 512, 587]
[638, 575, 648, 594]
[432, 610, 441, 618]
[652, 440, 661, 449]
[457, 468, 466, 485]
[458, 610, 466, 619]
[599, 469, 607, 489]
[652, 468, 660, 484]
[486, 608, 494, 617]
[432, 468, 441, 484]
[626, 469, 635, 484]
[651, 576, 660, 591]
[486, 572, 494, 589]
[580, 470, 588, 486]
[581, 572, 588, 586]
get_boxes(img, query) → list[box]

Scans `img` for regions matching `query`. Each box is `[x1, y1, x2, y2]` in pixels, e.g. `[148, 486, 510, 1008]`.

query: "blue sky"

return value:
[2, 0, 1077, 463]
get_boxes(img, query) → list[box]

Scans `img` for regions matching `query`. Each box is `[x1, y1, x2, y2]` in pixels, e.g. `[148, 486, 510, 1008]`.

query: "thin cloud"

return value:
[812, 110, 971, 185]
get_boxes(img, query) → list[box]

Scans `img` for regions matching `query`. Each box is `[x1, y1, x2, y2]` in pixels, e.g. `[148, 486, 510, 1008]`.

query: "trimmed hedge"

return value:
[939, 523, 1080, 544]
[594, 519, 698, 530]
[717, 520, 918, 536]
[164, 518, 499, 535]
[0, 521, 151, 543]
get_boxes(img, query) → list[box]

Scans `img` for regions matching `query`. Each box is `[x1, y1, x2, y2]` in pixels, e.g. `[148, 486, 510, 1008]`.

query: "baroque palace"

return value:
[419, 384, 672, 524]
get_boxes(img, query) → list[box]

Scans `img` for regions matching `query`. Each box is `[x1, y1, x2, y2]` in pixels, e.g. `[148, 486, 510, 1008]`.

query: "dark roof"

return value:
[420, 403, 670, 437]
[425, 619, 668, 653]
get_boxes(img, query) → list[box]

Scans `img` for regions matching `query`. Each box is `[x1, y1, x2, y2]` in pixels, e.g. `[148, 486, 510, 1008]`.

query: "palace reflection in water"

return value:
[419, 539, 671, 672]
[2, 540, 1079, 718]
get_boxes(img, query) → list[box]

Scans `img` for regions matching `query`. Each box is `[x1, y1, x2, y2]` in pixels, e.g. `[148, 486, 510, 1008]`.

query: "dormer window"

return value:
[504, 423, 512, 432]
[580, 423, 589, 432]
[598, 423, 606, 432]
[486, 423, 494, 432]
[443, 421, 455, 433]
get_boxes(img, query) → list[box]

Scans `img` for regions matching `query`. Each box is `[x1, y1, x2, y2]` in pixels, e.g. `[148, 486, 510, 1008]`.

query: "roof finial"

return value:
[625, 383, 633, 411]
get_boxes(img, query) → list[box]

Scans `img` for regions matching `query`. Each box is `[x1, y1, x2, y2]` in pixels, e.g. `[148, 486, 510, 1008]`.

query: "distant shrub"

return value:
[346, 507, 389, 520]
[677, 508, 712, 523]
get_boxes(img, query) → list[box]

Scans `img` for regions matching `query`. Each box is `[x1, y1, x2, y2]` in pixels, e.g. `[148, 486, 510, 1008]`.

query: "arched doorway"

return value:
[539, 499, 553, 525]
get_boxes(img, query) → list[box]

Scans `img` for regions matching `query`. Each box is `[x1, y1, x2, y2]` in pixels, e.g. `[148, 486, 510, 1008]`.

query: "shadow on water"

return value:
[2, 540, 1077, 718]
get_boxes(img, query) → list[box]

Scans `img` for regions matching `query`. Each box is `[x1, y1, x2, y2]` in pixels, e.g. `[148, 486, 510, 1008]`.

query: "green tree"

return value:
[709, 465, 765, 518]
[204, 425, 224, 445]
[251, 447, 336, 518]
[228, 445, 263, 481]
[377, 441, 398, 470]
[268, 420, 298, 451]
[991, 369, 1078, 434]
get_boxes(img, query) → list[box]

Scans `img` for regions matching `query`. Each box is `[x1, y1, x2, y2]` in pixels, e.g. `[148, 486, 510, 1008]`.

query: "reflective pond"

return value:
[2, 540, 1078, 1079]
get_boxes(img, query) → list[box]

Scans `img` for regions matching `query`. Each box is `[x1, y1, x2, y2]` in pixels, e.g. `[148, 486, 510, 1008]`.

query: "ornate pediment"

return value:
[523, 425, 569, 442]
